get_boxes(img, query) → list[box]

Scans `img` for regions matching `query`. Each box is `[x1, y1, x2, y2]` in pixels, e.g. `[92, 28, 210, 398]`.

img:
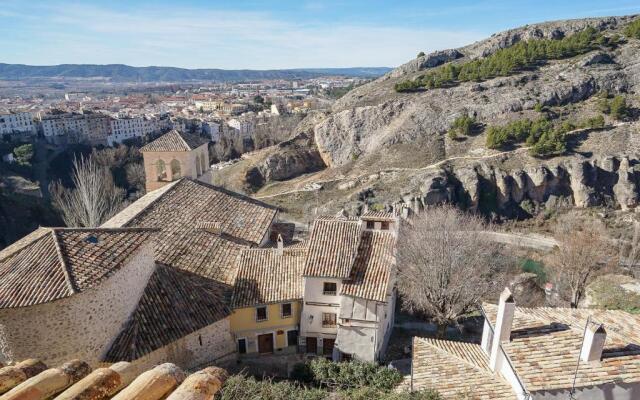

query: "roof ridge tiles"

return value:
[51, 230, 78, 294]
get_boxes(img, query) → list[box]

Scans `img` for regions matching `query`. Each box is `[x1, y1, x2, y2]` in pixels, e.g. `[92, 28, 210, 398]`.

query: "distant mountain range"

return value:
[0, 63, 392, 82]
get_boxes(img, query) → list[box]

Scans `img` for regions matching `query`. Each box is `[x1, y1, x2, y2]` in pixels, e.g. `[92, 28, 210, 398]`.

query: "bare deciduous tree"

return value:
[125, 162, 146, 193]
[49, 156, 125, 227]
[547, 212, 617, 308]
[397, 206, 507, 337]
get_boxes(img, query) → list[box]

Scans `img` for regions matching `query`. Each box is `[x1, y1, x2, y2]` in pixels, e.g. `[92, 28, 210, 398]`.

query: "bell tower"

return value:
[139, 130, 211, 192]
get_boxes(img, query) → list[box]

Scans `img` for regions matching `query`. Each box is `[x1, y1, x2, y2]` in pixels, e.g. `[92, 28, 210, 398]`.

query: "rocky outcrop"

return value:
[384, 49, 463, 79]
[384, 156, 640, 217]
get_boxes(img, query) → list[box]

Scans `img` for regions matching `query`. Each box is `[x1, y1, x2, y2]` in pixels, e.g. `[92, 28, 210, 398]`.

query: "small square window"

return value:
[281, 303, 292, 318]
[366, 221, 375, 229]
[322, 313, 337, 328]
[256, 306, 267, 322]
[381, 221, 390, 230]
[323, 282, 337, 295]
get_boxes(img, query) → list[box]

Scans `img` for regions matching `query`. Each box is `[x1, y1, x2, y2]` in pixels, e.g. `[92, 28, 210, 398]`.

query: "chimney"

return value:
[580, 321, 606, 362]
[489, 287, 515, 371]
[275, 234, 284, 256]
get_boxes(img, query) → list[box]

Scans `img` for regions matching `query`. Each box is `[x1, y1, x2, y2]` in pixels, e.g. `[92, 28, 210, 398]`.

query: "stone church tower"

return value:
[140, 130, 212, 192]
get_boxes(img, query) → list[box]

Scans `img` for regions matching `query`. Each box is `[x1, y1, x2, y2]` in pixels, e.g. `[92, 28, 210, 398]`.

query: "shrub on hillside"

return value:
[624, 18, 640, 39]
[396, 27, 603, 92]
[447, 115, 478, 138]
[218, 375, 326, 400]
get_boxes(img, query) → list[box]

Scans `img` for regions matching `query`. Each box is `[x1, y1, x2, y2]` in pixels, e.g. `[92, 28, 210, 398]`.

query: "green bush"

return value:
[624, 18, 640, 39]
[309, 358, 403, 391]
[448, 115, 478, 138]
[484, 117, 568, 157]
[337, 387, 443, 400]
[585, 115, 606, 129]
[417, 51, 426, 58]
[609, 95, 628, 120]
[396, 27, 603, 92]
[219, 375, 326, 400]
[13, 144, 34, 166]
[520, 258, 547, 284]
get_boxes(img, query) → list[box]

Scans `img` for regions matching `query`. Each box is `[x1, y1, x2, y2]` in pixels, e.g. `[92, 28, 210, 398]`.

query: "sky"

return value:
[1, 0, 639, 70]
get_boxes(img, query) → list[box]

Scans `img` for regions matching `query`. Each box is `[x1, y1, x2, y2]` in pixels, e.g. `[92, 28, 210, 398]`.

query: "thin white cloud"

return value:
[0, 3, 486, 69]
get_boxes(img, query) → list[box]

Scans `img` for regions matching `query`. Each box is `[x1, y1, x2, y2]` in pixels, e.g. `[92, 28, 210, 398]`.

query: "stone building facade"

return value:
[140, 130, 211, 192]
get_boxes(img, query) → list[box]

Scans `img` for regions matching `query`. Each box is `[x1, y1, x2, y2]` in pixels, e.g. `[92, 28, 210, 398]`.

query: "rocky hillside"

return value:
[215, 15, 640, 223]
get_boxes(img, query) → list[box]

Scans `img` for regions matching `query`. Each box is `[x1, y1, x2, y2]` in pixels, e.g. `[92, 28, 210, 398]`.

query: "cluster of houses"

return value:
[1, 129, 640, 399]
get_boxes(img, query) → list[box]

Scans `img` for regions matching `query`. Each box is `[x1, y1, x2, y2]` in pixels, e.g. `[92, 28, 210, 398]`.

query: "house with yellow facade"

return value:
[230, 238, 306, 356]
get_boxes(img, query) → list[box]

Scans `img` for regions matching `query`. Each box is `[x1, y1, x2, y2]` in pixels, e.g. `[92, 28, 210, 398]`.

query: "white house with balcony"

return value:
[299, 212, 397, 362]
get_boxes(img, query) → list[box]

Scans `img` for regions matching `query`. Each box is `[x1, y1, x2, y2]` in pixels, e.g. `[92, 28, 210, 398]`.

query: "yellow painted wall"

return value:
[230, 301, 301, 351]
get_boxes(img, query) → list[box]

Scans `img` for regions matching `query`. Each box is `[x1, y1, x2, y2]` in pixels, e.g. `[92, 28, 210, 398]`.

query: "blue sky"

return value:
[1, 0, 639, 69]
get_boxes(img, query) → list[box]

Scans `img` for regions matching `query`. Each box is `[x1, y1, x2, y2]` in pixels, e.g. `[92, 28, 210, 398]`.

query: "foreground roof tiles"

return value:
[231, 246, 306, 308]
[103, 178, 277, 285]
[411, 337, 516, 399]
[361, 211, 396, 222]
[140, 129, 208, 152]
[304, 216, 362, 278]
[0, 228, 153, 308]
[483, 304, 640, 392]
[341, 230, 396, 302]
[104, 263, 230, 362]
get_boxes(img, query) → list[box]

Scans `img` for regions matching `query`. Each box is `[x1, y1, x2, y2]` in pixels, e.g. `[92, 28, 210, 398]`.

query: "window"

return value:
[323, 282, 337, 295]
[170, 159, 181, 179]
[156, 160, 167, 181]
[381, 221, 390, 230]
[256, 306, 267, 322]
[322, 313, 337, 327]
[287, 330, 299, 347]
[238, 338, 247, 354]
[366, 221, 375, 229]
[281, 303, 292, 318]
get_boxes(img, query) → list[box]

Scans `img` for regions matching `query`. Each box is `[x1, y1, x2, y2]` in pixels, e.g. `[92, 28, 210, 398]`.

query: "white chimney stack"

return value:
[275, 234, 284, 256]
[580, 322, 606, 362]
[489, 287, 516, 371]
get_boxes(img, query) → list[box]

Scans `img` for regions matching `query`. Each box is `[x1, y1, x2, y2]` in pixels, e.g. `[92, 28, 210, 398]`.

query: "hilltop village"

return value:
[0, 129, 640, 400]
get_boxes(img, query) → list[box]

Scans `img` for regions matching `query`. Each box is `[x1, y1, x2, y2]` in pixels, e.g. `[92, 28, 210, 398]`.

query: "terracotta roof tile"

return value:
[103, 264, 230, 362]
[304, 217, 361, 278]
[410, 337, 516, 399]
[103, 179, 277, 285]
[140, 130, 208, 152]
[231, 247, 306, 308]
[0, 228, 154, 308]
[361, 211, 396, 222]
[483, 304, 640, 392]
[341, 230, 396, 303]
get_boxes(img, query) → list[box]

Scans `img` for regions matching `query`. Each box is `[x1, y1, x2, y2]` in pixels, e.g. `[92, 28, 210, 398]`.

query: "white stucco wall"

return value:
[0, 243, 156, 367]
[300, 277, 342, 337]
[121, 317, 236, 375]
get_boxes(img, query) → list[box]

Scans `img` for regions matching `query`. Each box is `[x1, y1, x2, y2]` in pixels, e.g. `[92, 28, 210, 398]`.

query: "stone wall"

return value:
[0, 243, 156, 367]
[122, 318, 236, 375]
[143, 144, 210, 192]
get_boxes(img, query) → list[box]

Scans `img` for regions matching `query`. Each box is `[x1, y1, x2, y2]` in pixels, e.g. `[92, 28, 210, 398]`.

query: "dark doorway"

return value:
[323, 338, 335, 356]
[238, 338, 247, 354]
[287, 330, 299, 347]
[306, 337, 317, 354]
[258, 333, 274, 354]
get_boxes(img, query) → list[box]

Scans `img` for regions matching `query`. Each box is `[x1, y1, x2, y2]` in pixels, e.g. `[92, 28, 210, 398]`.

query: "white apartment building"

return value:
[300, 212, 397, 362]
[42, 114, 112, 145]
[0, 112, 39, 138]
[107, 117, 145, 146]
[227, 118, 254, 139]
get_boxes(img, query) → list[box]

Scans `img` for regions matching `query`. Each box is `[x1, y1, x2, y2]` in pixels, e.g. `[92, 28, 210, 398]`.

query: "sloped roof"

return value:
[411, 337, 516, 399]
[360, 211, 396, 222]
[140, 130, 208, 152]
[103, 263, 230, 362]
[102, 179, 277, 285]
[304, 216, 361, 278]
[231, 247, 306, 308]
[483, 304, 640, 392]
[341, 230, 396, 303]
[0, 228, 154, 308]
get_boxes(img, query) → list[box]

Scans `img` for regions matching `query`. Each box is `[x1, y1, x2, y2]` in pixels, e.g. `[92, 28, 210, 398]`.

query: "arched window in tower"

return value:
[196, 154, 202, 176]
[156, 159, 166, 181]
[200, 152, 207, 175]
[170, 159, 181, 179]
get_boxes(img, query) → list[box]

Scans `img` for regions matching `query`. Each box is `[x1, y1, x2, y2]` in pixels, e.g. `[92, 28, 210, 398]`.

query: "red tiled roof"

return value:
[140, 130, 208, 152]
[0, 228, 154, 308]
[341, 230, 396, 303]
[231, 247, 306, 308]
[303, 217, 361, 278]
